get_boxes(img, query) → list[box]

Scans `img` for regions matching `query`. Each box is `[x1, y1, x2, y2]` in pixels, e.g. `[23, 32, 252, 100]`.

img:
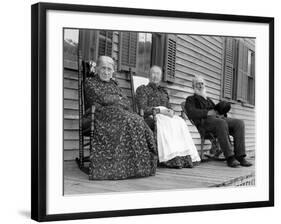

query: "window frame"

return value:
[221, 37, 255, 107]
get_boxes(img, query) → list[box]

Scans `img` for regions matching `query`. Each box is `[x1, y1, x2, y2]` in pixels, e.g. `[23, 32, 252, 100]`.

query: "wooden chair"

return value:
[180, 102, 224, 161]
[75, 57, 96, 172]
[130, 75, 158, 139]
[130, 75, 149, 115]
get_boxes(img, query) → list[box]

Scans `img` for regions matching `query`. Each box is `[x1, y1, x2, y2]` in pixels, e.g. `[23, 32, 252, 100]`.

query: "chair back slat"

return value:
[130, 75, 149, 113]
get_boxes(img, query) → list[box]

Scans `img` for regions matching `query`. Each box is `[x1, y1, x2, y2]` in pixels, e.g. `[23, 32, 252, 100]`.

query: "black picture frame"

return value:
[31, 2, 274, 222]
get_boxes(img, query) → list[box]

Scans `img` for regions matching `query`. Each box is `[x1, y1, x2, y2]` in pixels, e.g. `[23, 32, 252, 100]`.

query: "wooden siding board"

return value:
[177, 36, 222, 62]
[64, 130, 79, 140]
[64, 140, 79, 150]
[64, 88, 78, 100]
[177, 41, 222, 66]
[64, 109, 78, 120]
[190, 35, 223, 54]
[176, 58, 221, 82]
[165, 84, 220, 100]
[177, 47, 222, 70]
[64, 79, 78, 90]
[64, 69, 78, 80]
[177, 50, 222, 74]
[201, 36, 223, 49]
[175, 67, 221, 86]
[64, 119, 79, 130]
[64, 99, 78, 110]
[167, 74, 220, 92]
[212, 36, 224, 44]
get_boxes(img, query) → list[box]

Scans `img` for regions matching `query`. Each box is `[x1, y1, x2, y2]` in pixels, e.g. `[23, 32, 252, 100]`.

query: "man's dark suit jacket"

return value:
[185, 94, 215, 128]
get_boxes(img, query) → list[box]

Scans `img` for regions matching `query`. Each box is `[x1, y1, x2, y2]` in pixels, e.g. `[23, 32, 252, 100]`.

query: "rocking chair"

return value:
[180, 102, 225, 161]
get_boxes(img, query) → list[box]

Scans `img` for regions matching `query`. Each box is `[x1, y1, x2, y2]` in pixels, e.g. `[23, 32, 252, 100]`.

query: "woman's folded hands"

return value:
[159, 107, 174, 118]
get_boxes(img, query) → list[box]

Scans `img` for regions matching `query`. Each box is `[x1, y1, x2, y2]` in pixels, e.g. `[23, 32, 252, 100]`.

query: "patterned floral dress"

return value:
[136, 83, 197, 168]
[84, 75, 157, 180]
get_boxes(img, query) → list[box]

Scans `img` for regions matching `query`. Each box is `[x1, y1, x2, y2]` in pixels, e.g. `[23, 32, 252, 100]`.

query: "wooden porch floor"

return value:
[64, 158, 255, 195]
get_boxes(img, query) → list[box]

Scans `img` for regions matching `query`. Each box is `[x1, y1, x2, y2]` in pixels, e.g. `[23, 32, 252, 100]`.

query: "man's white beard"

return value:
[194, 88, 207, 99]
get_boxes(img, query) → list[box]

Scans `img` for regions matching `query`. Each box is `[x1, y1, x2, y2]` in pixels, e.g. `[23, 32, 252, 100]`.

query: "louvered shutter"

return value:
[163, 34, 176, 82]
[223, 38, 234, 99]
[119, 32, 138, 72]
[236, 40, 248, 102]
[98, 31, 113, 57]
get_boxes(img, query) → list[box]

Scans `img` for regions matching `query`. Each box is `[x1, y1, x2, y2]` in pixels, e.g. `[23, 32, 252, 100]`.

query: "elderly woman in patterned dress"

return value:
[136, 66, 201, 168]
[83, 56, 157, 180]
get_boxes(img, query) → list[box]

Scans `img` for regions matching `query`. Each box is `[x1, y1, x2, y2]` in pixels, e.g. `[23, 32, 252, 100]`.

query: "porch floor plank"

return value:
[64, 158, 255, 195]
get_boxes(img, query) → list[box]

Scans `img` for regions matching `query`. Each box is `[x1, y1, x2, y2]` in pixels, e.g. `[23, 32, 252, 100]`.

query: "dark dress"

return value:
[84, 75, 157, 180]
[135, 83, 193, 168]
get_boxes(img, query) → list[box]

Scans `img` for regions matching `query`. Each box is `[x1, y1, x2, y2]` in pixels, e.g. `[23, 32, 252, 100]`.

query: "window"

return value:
[79, 30, 113, 62]
[78, 30, 177, 82]
[136, 33, 152, 76]
[222, 37, 255, 105]
[118, 31, 176, 82]
[247, 50, 255, 105]
[98, 31, 113, 57]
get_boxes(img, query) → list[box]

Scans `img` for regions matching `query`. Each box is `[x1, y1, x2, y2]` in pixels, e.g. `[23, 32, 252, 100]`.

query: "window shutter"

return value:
[119, 32, 138, 72]
[98, 31, 113, 57]
[236, 40, 248, 102]
[223, 38, 234, 99]
[79, 30, 91, 61]
[163, 34, 177, 82]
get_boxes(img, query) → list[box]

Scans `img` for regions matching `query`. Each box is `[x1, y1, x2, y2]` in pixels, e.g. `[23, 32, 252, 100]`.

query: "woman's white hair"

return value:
[149, 65, 162, 75]
[96, 56, 115, 68]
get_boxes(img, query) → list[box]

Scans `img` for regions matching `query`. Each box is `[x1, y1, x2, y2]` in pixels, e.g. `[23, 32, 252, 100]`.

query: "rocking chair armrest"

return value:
[90, 105, 96, 114]
[152, 108, 160, 121]
[84, 105, 96, 116]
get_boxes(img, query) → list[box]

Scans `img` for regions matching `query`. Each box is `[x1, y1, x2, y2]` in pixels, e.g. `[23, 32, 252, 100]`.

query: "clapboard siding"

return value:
[212, 36, 224, 44]
[178, 36, 222, 63]
[63, 67, 79, 160]
[64, 69, 78, 80]
[201, 36, 224, 50]
[229, 103, 256, 152]
[64, 99, 78, 110]
[190, 35, 223, 55]
[176, 65, 221, 86]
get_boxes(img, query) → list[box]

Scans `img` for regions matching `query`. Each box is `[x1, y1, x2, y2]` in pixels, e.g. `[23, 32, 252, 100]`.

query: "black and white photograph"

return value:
[63, 29, 256, 194]
[30, 2, 274, 222]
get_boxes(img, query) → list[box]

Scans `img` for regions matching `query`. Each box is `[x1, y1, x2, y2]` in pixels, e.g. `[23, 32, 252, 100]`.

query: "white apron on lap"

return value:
[156, 111, 201, 163]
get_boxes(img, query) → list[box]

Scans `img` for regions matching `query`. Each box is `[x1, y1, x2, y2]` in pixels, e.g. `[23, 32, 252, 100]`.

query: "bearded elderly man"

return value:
[185, 75, 252, 168]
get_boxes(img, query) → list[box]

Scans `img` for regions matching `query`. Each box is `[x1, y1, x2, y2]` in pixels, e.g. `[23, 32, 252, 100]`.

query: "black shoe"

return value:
[236, 157, 253, 167]
[227, 156, 240, 168]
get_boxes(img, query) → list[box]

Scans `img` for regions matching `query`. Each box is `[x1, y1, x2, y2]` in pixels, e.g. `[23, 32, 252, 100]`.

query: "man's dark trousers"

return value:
[203, 116, 246, 159]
